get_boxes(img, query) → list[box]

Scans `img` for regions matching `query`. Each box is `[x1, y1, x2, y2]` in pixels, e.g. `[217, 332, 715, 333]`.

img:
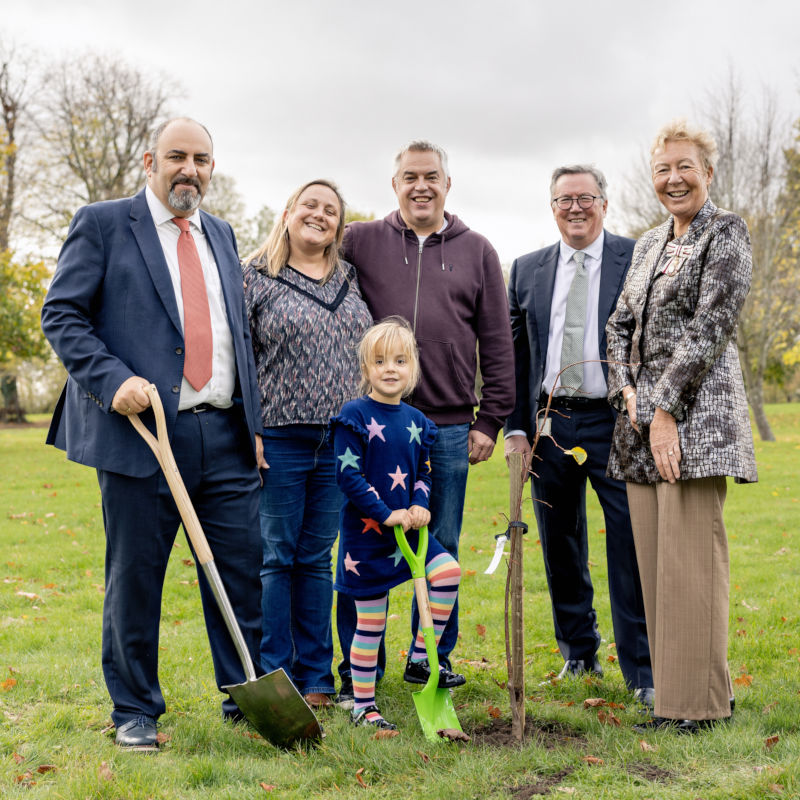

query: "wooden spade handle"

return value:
[128, 385, 213, 564]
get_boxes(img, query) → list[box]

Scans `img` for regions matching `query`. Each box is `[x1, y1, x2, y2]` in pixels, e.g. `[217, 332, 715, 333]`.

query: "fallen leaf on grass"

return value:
[1, 679, 17, 691]
[465, 569, 476, 577]
[762, 702, 778, 714]
[767, 785, 784, 794]
[639, 740, 658, 752]
[733, 674, 753, 687]
[606, 655, 617, 663]
[12, 752, 24, 764]
[582, 755, 604, 765]
[597, 709, 621, 726]
[16, 591, 40, 601]
[372, 729, 399, 739]
[765, 735, 780, 749]
[355, 767, 367, 788]
[583, 698, 607, 708]
[182, 559, 195, 567]
[259, 783, 275, 792]
[436, 728, 470, 742]
[476, 624, 486, 638]
[156, 732, 170, 744]
[15, 770, 35, 785]
[36, 765, 57, 774]
[98, 761, 114, 781]
[416, 750, 430, 763]
[487, 705, 501, 718]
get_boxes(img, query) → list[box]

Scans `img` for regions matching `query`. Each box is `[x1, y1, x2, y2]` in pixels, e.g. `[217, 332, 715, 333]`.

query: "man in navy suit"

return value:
[41, 118, 266, 751]
[504, 165, 652, 703]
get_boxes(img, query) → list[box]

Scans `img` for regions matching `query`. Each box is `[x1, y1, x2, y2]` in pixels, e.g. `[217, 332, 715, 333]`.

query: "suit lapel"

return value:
[201, 213, 241, 340]
[129, 190, 183, 336]
[533, 243, 560, 366]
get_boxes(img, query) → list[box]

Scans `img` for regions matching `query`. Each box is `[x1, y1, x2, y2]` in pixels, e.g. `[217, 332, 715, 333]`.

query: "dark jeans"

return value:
[259, 424, 340, 695]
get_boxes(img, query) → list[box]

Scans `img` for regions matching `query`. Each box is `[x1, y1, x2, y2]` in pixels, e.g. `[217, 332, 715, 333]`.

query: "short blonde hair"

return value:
[244, 179, 346, 282]
[358, 316, 420, 397]
[650, 118, 718, 171]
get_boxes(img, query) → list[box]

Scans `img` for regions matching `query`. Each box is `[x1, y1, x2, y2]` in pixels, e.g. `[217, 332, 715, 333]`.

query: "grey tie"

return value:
[559, 250, 587, 396]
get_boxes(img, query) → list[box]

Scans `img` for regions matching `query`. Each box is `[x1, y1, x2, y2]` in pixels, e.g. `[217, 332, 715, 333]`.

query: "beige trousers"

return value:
[626, 477, 733, 720]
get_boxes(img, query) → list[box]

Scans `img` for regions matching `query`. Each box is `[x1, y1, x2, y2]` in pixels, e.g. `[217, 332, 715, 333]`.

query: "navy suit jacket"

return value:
[505, 230, 634, 441]
[42, 189, 261, 478]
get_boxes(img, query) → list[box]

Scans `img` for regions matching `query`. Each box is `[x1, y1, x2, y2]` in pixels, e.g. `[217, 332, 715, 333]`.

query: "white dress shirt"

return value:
[145, 186, 236, 410]
[542, 231, 606, 398]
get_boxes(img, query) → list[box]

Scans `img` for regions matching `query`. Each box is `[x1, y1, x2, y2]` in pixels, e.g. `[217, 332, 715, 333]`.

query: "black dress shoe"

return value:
[115, 715, 158, 751]
[403, 658, 466, 688]
[335, 676, 355, 710]
[557, 657, 603, 680]
[633, 715, 729, 735]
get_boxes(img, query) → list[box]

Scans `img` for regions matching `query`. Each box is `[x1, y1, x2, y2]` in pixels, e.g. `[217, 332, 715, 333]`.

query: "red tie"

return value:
[173, 217, 213, 390]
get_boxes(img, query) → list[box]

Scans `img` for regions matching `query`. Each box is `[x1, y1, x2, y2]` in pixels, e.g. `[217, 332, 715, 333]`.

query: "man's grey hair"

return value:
[148, 117, 214, 157]
[393, 139, 450, 179]
[549, 164, 607, 199]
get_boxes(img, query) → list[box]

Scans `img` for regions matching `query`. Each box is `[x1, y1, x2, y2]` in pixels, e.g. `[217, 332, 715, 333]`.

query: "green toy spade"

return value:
[394, 525, 464, 741]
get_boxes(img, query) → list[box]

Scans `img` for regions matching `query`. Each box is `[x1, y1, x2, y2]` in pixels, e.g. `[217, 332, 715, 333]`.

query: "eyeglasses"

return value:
[552, 194, 603, 210]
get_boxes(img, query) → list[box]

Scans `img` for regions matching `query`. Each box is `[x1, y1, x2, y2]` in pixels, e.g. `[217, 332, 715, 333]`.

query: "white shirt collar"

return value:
[145, 184, 203, 231]
[559, 230, 604, 264]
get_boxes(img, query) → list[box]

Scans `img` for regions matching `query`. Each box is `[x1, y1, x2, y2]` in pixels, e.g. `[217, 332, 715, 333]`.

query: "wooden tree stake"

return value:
[505, 451, 527, 742]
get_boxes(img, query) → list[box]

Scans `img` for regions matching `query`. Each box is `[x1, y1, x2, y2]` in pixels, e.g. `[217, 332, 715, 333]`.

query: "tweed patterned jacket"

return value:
[606, 200, 757, 485]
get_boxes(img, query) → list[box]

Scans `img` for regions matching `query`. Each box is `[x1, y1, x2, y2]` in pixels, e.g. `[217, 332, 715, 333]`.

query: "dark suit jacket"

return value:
[505, 230, 634, 440]
[42, 189, 261, 478]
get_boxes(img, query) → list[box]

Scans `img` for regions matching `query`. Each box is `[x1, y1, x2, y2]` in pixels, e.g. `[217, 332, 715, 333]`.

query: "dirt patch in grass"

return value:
[469, 718, 587, 749]
[508, 768, 576, 798]
[626, 762, 675, 783]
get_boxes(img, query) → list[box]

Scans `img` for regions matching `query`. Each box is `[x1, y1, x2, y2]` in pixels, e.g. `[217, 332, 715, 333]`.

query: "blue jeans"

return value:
[259, 424, 340, 695]
[336, 422, 469, 681]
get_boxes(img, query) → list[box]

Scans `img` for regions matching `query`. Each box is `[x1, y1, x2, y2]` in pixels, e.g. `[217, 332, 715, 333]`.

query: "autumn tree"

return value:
[29, 53, 176, 241]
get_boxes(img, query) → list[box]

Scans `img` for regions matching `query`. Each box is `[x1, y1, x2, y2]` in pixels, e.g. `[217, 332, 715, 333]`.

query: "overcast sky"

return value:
[4, 0, 799, 262]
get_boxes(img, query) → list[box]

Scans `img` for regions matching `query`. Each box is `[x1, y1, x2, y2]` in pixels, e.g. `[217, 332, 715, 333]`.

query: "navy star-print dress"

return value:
[332, 395, 444, 598]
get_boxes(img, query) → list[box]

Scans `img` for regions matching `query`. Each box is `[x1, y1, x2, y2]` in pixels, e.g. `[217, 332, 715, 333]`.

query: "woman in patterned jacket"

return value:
[606, 119, 757, 733]
[243, 180, 372, 708]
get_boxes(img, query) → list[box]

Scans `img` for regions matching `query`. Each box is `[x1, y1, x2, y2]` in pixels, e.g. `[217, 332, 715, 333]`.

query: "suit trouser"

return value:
[97, 406, 263, 727]
[626, 476, 733, 720]
[532, 404, 651, 689]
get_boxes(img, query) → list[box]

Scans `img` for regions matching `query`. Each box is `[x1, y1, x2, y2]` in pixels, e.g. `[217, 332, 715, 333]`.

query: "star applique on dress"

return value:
[388, 465, 408, 490]
[389, 546, 404, 567]
[361, 518, 382, 534]
[406, 420, 423, 445]
[366, 417, 386, 442]
[413, 480, 430, 496]
[344, 552, 361, 575]
[338, 447, 360, 471]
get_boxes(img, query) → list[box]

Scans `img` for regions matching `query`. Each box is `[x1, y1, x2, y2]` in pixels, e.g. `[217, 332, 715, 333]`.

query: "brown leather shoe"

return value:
[304, 692, 333, 708]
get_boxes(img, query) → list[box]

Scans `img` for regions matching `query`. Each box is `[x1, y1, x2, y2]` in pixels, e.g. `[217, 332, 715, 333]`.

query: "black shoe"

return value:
[557, 657, 603, 680]
[351, 704, 397, 730]
[403, 658, 466, 688]
[115, 715, 158, 752]
[633, 716, 729, 735]
[335, 676, 355, 710]
[632, 687, 655, 709]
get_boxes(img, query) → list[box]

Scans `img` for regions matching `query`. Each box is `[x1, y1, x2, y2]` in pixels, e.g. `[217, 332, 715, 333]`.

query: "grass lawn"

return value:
[1, 405, 798, 799]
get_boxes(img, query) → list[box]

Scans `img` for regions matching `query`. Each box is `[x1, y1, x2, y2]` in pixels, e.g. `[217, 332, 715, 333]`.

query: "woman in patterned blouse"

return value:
[243, 180, 372, 708]
[606, 120, 757, 733]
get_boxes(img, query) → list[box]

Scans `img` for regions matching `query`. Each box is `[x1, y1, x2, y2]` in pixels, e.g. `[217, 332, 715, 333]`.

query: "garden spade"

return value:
[393, 524, 463, 741]
[129, 384, 321, 748]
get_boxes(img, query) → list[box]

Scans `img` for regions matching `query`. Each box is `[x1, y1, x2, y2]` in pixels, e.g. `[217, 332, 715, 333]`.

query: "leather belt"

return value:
[181, 403, 229, 414]
[539, 393, 608, 411]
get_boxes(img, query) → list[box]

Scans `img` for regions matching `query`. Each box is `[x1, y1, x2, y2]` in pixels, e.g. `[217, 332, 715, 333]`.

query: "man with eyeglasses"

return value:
[504, 165, 653, 707]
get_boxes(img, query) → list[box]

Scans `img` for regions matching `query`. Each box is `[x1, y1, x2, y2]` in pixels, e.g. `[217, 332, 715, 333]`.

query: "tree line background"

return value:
[1, 43, 798, 440]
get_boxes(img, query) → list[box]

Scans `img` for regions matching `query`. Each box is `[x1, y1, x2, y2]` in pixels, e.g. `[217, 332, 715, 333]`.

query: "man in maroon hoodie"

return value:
[334, 140, 514, 706]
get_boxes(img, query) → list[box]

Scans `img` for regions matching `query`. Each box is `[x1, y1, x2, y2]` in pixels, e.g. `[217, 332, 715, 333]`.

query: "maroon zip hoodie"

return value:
[342, 210, 514, 438]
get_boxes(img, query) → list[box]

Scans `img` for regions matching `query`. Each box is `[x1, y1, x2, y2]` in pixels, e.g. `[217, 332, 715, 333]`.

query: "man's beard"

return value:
[169, 184, 203, 212]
